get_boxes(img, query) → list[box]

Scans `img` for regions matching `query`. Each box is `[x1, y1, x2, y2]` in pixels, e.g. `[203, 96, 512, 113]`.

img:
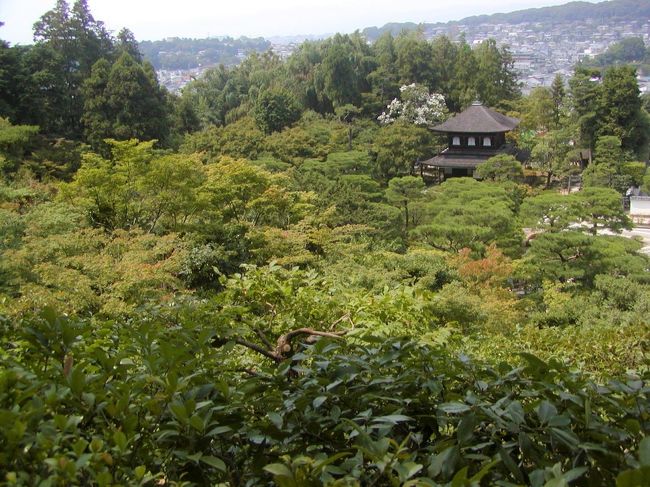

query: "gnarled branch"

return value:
[213, 326, 347, 364]
[274, 328, 346, 358]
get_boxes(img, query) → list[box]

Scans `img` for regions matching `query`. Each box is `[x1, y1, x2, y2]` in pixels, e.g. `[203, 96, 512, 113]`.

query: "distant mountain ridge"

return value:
[141, 0, 650, 75]
[458, 0, 650, 26]
[362, 0, 650, 40]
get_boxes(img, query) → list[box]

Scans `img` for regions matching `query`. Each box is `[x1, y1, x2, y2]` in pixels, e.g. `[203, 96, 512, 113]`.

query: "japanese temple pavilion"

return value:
[417, 102, 520, 181]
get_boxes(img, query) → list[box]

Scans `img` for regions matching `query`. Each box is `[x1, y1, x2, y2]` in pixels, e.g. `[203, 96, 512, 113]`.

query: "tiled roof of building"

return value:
[431, 102, 519, 134]
[419, 153, 493, 169]
[419, 146, 515, 169]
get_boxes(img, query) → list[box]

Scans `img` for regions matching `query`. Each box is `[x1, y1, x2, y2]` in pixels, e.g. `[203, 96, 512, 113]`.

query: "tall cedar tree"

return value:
[32, 0, 113, 138]
[83, 53, 169, 149]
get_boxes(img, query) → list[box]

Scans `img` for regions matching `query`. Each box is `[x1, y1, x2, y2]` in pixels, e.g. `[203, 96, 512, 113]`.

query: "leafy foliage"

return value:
[254, 88, 301, 134]
[1, 311, 647, 486]
[412, 179, 522, 255]
[139, 36, 271, 70]
[474, 154, 524, 182]
[1, 3, 649, 484]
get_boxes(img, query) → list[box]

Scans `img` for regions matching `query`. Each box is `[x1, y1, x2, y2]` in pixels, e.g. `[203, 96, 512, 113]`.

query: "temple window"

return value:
[483, 136, 492, 147]
[468, 136, 476, 146]
[452, 136, 461, 146]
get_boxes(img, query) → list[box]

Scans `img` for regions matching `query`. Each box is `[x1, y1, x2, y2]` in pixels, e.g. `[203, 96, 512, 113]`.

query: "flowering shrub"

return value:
[378, 83, 448, 127]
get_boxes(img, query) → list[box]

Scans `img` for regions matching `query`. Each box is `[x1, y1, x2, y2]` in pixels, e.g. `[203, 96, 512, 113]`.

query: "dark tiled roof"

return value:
[419, 148, 503, 169]
[431, 102, 519, 134]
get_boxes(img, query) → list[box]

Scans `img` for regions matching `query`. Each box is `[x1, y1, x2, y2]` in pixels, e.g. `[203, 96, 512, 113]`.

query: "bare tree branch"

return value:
[274, 328, 346, 358]
[213, 327, 347, 364]
[254, 328, 274, 350]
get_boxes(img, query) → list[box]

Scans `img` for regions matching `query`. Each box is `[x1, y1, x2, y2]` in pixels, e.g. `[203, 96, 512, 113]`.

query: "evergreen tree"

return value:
[116, 28, 143, 62]
[18, 44, 70, 133]
[599, 65, 648, 155]
[450, 37, 478, 111]
[81, 58, 112, 151]
[108, 54, 169, 143]
[32, 0, 115, 138]
[474, 39, 520, 108]
[569, 67, 602, 150]
[285, 41, 324, 112]
[550, 74, 566, 128]
[582, 135, 627, 191]
[254, 88, 301, 134]
[83, 53, 170, 147]
[33, 0, 73, 51]
[431, 36, 459, 106]
[395, 30, 436, 88]
[571, 65, 649, 157]
[70, 0, 114, 75]
[314, 34, 367, 109]
[0, 41, 23, 121]
[367, 32, 399, 108]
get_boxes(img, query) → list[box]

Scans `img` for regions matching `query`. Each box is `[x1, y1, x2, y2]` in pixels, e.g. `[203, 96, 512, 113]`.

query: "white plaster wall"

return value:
[630, 197, 650, 216]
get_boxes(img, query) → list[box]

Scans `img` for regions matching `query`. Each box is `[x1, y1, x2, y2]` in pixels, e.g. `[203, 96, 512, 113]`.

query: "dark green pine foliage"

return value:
[116, 28, 143, 63]
[81, 58, 112, 151]
[253, 88, 301, 134]
[569, 67, 603, 150]
[83, 53, 170, 148]
[474, 39, 520, 109]
[599, 65, 649, 155]
[367, 32, 400, 108]
[32, 0, 114, 138]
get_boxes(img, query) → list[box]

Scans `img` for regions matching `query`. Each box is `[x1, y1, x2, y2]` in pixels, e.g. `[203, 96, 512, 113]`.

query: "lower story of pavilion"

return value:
[415, 150, 501, 183]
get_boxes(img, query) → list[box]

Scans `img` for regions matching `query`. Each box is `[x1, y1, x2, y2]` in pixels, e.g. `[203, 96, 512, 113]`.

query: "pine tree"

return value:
[105, 53, 169, 143]
[599, 65, 647, 154]
[32, 0, 115, 138]
[116, 28, 143, 63]
[550, 74, 565, 128]
[82, 58, 112, 151]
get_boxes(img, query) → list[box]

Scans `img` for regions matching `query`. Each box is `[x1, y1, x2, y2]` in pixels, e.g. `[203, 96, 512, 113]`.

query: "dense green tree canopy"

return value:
[529, 129, 574, 188]
[412, 178, 521, 255]
[1, 4, 649, 484]
[570, 65, 650, 157]
[253, 88, 301, 134]
[474, 154, 524, 182]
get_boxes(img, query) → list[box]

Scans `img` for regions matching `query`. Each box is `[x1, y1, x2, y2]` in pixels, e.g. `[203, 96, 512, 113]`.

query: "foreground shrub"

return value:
[0, 309, 647, 485]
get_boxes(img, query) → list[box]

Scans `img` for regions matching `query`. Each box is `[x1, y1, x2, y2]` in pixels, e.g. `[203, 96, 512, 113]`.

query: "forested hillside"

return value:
[0, 1, 649, 485]
[139, 37, 271, 70]
[362, 0, 650, 41]
[455, 0, 650, 26]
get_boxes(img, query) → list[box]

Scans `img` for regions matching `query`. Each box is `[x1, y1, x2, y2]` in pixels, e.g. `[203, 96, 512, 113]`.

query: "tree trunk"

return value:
[404, 201, 409, 234]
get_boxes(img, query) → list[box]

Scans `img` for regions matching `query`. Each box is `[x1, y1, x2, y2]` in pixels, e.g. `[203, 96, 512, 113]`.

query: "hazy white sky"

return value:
[1, 0, 600, 45]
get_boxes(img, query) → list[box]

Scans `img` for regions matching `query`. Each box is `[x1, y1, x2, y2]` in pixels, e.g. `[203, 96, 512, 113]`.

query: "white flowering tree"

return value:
[378, 83, 448, 127]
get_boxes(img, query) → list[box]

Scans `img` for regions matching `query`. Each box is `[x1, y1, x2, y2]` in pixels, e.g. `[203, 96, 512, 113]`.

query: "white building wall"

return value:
[630, 197, 650, 216]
